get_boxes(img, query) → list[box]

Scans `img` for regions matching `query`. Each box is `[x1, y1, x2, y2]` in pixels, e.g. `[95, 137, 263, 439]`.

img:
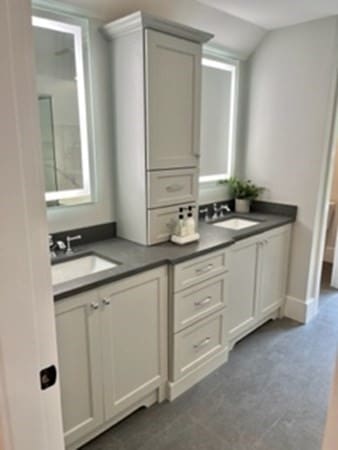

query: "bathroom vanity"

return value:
[39, 8, 297, 450]
[52, 207, 295, 449]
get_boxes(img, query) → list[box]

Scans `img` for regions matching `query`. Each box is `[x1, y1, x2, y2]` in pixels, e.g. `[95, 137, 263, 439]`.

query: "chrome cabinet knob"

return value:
[90, 302, 99, 310]
[102, 298, 111, 306]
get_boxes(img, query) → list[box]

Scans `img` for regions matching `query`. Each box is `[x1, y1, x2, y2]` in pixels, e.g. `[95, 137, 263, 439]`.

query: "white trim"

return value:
[32, 16, 91, 203]
[102, 11, 213, 43]
[284, 296, 318, 324]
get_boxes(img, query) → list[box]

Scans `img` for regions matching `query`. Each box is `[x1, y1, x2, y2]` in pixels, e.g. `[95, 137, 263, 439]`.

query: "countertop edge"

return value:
[53, 216, 295, 301]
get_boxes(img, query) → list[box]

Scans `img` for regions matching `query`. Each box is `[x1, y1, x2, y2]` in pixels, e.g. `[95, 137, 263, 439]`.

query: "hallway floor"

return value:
[81, 284, 338, 450]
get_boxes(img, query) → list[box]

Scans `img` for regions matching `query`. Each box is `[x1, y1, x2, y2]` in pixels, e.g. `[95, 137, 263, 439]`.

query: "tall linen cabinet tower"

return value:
[103, 12, 213, 245]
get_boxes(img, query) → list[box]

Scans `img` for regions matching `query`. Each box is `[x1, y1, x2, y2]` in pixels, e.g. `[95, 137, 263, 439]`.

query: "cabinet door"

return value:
[99, 267, 168, 420]
[145, 29, 201, 169]
[259, 226, 291, 318]
[228, 237, 259, 341]
[55, 292, 103, 447]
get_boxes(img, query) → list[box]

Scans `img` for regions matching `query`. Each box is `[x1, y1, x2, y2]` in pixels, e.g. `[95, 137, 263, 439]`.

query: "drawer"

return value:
[147, 169, 198, 208]
[173, 273, 228, 332]
[172, 310, 226, 380]
[173, 249, 227, 292]
[147, 205, 198, 245]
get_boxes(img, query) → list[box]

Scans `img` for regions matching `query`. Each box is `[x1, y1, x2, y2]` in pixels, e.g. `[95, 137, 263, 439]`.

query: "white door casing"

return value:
[0, 0, 64, 448]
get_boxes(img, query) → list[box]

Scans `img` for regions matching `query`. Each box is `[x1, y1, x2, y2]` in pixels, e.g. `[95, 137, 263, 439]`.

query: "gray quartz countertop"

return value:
[53, 212, 294, 301]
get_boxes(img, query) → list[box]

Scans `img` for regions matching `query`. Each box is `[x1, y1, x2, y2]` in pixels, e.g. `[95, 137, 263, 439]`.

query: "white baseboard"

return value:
[284, 296, 318, 324]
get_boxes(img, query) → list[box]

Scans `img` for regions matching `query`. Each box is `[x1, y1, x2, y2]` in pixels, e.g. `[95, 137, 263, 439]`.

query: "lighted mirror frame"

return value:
[32, 15, 91, 202]
[199, 52, 238, 183]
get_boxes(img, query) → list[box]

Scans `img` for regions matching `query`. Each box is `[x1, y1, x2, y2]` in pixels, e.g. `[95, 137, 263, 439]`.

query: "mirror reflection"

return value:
[33, 16, 91, 206]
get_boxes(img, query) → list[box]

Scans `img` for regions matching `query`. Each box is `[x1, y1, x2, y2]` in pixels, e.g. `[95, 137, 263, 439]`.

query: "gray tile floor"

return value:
[82, 266, 338, 450]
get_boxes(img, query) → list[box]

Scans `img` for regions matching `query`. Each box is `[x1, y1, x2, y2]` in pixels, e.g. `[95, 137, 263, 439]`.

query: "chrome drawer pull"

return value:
[90, 302, 99, 310]
[166, 184, 184, 193]
[194, 337, 211, 349]
[194, 297, 212, 307]
[102, 298, 111, 306]
[195, 264, 213, 275]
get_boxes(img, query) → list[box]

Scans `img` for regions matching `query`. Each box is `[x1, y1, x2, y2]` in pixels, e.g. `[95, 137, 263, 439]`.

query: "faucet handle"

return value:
[66, 234, 82, 254]
[48, 234, 54, 248]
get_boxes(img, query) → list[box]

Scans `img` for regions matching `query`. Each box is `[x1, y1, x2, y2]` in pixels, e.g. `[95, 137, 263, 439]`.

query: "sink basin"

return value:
[213, 218, 259, 231]
[52, 254, 119, 285]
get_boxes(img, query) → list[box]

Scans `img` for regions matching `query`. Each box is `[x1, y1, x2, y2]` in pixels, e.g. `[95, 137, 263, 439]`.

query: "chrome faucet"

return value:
[212, 203, 221, 220]
[48, 234, 56, 258]
[200, 207, 210, 222]
[66, 234, 82, 254]
[220, 204, 231, 217]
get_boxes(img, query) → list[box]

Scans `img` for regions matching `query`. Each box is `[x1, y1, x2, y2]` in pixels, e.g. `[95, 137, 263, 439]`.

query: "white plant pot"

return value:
[235, 198, 251, 213]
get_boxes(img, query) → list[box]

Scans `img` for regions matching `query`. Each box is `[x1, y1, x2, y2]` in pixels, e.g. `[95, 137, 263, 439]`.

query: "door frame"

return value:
[307, 67, 338, 304]
[0, 0, 64, 448]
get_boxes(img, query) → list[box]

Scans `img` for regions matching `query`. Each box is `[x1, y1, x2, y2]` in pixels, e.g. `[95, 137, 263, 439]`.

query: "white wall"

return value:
[244, 17, 338, 317]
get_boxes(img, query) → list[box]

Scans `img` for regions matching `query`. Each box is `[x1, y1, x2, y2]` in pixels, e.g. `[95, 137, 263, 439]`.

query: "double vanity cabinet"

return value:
[51, 10, 295, 450]
[54, 221, 292, 449]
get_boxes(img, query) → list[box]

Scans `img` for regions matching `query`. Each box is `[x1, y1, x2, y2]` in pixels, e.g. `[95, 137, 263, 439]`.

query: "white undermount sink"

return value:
[213, 218, 260, 231]
[52, 254, 119, 285]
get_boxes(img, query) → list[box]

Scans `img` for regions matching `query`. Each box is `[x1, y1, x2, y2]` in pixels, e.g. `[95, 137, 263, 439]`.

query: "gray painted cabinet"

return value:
[103, 12, 212, 245]
[55, 267, 168, 449]
[145, 30, 201, 169]
[55, 290, 103, 447]
[228, 224, 291, 347]
[168, 249, 229, 400]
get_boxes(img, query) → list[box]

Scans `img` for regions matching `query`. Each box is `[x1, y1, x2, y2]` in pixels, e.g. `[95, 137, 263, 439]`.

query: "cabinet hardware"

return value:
[90, 302, 99, 310]
[195, 264, 213, 275]
[166, 184, 183, 193]
[102, 298, 111, 306]
[194, 337, 211, 349]
[194, 297, 212, 307]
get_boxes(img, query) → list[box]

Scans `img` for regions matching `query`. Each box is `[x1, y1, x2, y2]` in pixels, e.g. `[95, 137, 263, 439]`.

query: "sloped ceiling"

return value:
[196, 0, 338, 29]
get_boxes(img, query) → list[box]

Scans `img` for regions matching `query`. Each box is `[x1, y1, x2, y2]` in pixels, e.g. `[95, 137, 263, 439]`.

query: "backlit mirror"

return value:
[32, 16, 91, 205]
[199, 49, 238, 183]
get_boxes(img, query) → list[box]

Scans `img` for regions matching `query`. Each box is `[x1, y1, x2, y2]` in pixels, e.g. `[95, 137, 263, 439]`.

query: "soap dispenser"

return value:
[185, 206, 195, 236]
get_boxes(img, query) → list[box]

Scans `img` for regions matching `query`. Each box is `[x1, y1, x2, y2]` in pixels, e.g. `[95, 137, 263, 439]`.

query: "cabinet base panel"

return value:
[67, 390, 159, 450]
[229, 309, 280, 351]
[168, 348, 228, 401]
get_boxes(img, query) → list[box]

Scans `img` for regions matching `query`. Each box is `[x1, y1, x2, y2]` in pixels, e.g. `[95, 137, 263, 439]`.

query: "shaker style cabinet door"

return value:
[259, 226, 291, 318]
[55, 292, 103, 448]
[99, 268, 168, 420]
[145, 29, 201, 169]
[228, 237, 260, 342]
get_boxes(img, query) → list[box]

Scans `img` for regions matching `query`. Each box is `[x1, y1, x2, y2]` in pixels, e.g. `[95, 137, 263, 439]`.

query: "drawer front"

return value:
[147, 169, 198, 208]
[173, 249, 227, 292]
[172, 310, 226, 380]
[147, 205, 198, 245]
[173, 273, 228, 332]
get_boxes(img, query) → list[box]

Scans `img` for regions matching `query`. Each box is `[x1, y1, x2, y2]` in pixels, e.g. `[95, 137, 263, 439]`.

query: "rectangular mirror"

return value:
[199, 51, 238, 183]
[32, 16, 91, 205]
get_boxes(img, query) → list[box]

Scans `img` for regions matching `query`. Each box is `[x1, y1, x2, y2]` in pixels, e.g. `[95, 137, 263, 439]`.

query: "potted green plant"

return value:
[221, 177, 264, 213]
